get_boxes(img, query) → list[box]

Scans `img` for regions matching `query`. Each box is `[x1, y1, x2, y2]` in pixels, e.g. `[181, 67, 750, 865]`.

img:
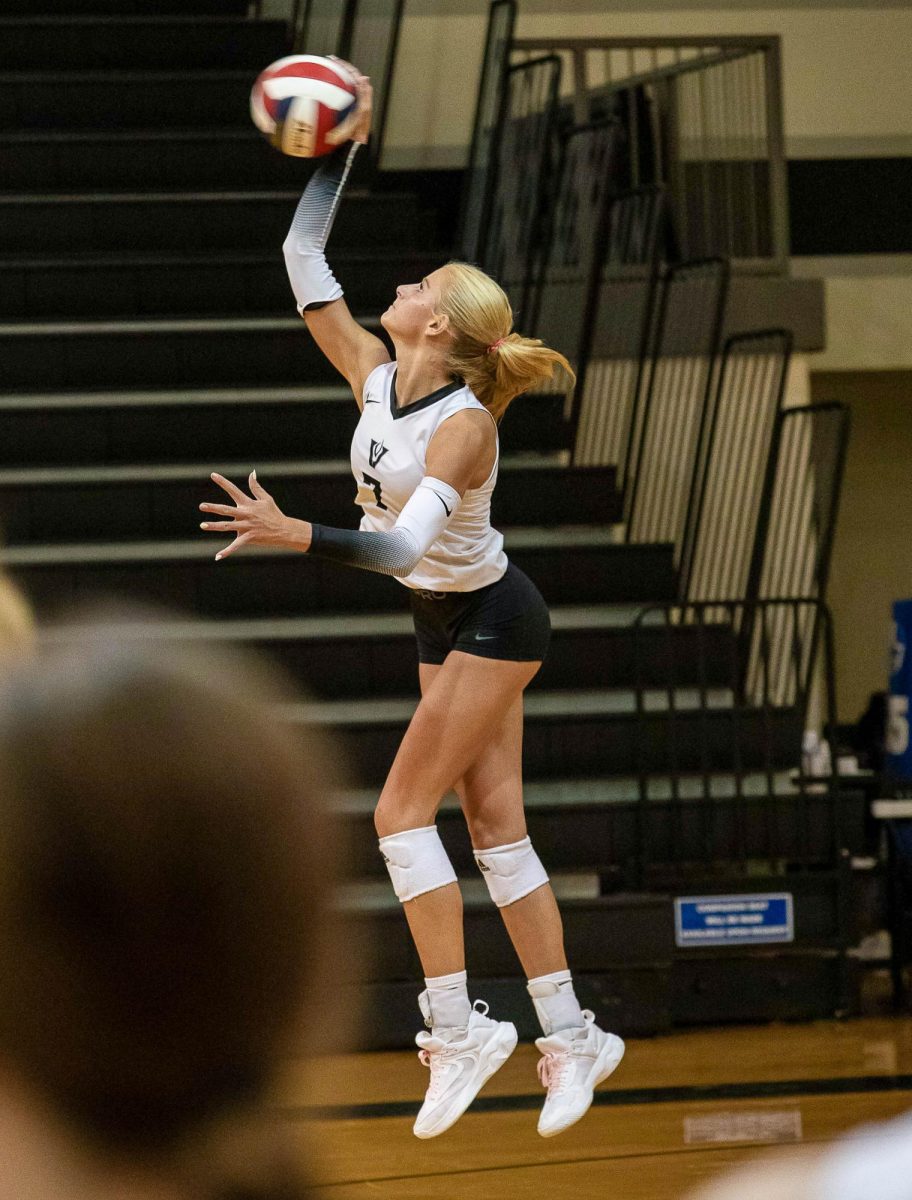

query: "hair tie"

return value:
[487, 336, 507, 355]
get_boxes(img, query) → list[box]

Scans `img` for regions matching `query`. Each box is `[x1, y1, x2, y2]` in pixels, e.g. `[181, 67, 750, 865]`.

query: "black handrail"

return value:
[458, 0, 517, 263]
[680, 328, 793, 601]
[630, 597, 845, 883]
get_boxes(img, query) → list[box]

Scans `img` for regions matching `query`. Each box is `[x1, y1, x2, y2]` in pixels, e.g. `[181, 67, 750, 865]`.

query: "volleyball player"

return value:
[200, 63, 625, 1139]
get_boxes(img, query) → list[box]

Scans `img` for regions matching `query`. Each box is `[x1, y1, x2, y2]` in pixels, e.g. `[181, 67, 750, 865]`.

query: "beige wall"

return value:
[382, 5, 912, 165]
[794, 258, 912, 373]
[813, 370, 912, 720]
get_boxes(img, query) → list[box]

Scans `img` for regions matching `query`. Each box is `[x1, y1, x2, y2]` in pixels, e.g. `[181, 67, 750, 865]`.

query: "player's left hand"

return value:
[199, 471, 290, 561]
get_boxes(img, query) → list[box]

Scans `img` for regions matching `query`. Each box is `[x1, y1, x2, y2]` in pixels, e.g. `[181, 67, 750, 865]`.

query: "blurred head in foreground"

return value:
[0, 570, 34, 665]
[0, 624, 338, 1200]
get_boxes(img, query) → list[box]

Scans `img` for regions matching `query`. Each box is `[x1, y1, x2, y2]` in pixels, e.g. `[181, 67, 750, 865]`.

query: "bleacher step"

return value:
[0, 17, 288, 72]
[0, 128, 325, 193]
[4, 1, 251, 16]
[0, 457, 621, 543]
[0, 70, 260, 131]
[8, 532, 676, 615]
[0, 313, 390, 391]
[0, 249, 443, 320]
[0, 387, 571, 463]
[0, 191, 435, 255]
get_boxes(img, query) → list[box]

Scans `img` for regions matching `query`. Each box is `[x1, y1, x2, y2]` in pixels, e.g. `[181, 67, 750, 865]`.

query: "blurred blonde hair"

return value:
[0, 571, 35, 664]
[438, 261, 575, 423]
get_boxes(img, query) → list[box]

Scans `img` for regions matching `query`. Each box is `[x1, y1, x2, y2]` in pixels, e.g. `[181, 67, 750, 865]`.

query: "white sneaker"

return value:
[413, 1001, 518, 1139]
[535, 1011, 625, 1137]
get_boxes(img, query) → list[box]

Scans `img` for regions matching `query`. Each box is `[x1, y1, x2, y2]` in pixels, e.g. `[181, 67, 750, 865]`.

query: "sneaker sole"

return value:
[413, 1022, 519, 1139]
[538, 1034, 626, 1138]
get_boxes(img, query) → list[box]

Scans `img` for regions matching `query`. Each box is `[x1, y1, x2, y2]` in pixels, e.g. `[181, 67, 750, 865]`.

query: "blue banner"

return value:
[675, 894, 794, 947]
[886, 599, 912, 780]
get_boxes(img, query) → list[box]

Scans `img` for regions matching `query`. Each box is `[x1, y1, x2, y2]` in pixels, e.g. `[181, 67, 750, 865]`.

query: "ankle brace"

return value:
[528, 970, 584, 1035]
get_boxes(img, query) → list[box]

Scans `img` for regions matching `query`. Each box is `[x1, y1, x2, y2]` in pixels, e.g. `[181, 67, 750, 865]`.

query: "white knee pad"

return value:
[474, 836, 549, 907]
[378, 825, 458, 903]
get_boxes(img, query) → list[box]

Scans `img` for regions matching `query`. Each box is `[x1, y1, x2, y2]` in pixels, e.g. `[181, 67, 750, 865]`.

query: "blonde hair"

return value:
[437, 261, 576, 422]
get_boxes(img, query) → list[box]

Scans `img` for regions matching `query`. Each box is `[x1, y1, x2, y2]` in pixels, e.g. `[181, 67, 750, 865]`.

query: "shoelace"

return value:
[418, 1047, 458, 1100]
[537, 1051, 574, 1097]
[417, 1001, 490, 1102]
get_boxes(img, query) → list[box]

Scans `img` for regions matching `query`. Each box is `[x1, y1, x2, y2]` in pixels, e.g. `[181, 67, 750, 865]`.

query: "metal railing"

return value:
[481, 55, 561, 327]
[682, 329, 792, 601]
[568, 186, 666, 488]
[509, 35, 789, 273]
[458, 0, 517, 265]
[626, 257, 730, 554]
[748, 403, 851, 607]
[527, 118, 624, 356]
[630, 598, 843, 881]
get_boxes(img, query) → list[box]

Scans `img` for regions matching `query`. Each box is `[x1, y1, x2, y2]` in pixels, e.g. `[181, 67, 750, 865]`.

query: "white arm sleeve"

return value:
[282, 142, 359, 315]
[307, 477, 462, 577]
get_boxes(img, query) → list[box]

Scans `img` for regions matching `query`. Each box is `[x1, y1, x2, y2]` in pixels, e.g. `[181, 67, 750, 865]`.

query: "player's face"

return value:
[381, 267, 448, 341]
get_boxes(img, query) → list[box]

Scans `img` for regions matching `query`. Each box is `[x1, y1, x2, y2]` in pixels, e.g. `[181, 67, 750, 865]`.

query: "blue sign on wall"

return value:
[886, 599, 912, 780]
[675, 894, 794, 948]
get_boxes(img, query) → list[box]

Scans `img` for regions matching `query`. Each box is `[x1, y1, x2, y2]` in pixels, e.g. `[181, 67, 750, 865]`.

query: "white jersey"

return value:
[351, 361, 508, 592]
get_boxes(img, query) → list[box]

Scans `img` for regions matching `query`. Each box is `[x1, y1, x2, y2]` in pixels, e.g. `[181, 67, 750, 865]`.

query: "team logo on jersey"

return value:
[369, 439, 390, 469]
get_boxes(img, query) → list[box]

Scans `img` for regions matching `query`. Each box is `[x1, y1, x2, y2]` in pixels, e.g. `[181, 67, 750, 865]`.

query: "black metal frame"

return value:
[680, 327, 793, 601]
[624, 256, 730, 547]
[526, 116, 623, 342]
[510, 34, 789, 273]
[480, 53, 562, 324]
[567, 185, 666, 474]
[746, 402, 851, 608]
[630, 597, 844, 886]
[458, 0, 517, 263]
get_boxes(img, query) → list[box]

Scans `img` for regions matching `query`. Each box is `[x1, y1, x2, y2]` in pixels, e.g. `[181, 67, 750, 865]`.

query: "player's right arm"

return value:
[283, 65, 388, 405]
[301, 297, 389, 405]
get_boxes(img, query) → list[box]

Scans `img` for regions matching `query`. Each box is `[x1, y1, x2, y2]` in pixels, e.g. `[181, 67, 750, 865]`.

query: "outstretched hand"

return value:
[325, 58, 373, 146]
[200, 472, 294, 561]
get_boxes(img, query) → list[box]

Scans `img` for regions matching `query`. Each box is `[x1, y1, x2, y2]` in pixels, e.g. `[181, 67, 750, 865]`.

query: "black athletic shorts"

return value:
[408, 562, 551, 665]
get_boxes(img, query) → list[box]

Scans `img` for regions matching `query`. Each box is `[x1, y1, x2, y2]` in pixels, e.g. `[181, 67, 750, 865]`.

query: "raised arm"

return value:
[282, 67, 389, 404]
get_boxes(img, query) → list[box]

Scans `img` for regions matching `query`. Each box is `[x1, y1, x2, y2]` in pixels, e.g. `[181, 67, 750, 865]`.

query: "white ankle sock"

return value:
[527, 969, 584, 1035]
[421, 969, 471, 1034]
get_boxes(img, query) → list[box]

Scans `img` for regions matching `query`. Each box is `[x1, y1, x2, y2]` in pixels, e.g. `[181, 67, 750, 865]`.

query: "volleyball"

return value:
[250, 55, 357, 158]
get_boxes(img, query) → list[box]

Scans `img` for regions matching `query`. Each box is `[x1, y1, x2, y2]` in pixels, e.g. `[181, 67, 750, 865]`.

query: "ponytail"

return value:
[438, 261, 575, 422]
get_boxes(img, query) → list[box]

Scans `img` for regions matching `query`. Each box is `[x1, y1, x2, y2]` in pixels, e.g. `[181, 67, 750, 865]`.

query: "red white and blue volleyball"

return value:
[250, 55, 357, 158]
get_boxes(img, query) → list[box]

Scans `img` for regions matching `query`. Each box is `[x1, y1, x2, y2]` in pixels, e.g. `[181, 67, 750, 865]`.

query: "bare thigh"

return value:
[373, 651, 539, 838]
[413, 660, 529, 849]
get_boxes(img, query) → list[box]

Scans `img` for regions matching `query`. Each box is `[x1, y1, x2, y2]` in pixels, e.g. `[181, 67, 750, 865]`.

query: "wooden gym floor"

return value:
[277, 1015, 912, 1199]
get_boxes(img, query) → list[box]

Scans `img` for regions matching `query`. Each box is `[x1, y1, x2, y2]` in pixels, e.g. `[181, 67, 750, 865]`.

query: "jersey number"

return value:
[363, 472, 387, 510]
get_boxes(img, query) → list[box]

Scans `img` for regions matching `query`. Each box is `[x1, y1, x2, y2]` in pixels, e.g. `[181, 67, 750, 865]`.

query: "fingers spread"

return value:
[199, 502, 245, 518]
[248, 470, 272, 500]
[210, 473, 248, 503]
[215, 531, 253, 562]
